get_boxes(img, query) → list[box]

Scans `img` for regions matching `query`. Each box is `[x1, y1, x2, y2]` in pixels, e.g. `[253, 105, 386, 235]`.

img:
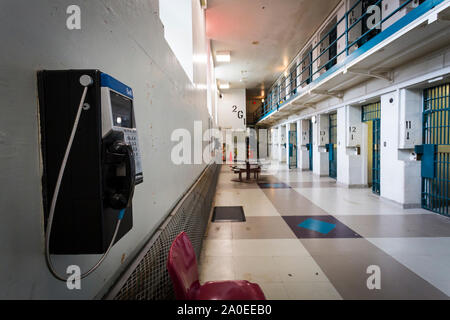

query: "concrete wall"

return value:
[297, 119, 310, 170]
[0, 0, 212, 299]
[258, 129, 268, 159]
[336, 105, 367, 187]
[270, 129, 278, 160]
[380, 91, 421, 207]
[217, 89, 246, 130]
[280, 126, 287, 163]
[313, 117, 329, 176]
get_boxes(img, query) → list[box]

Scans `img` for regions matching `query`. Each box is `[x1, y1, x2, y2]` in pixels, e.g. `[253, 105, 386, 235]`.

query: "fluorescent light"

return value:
[216, 51, 231, 62]
[428, 76, 443, 83]
[195, 83, 207, 90]
[219, 82, 230, 89]
[193, 54, 207, 64]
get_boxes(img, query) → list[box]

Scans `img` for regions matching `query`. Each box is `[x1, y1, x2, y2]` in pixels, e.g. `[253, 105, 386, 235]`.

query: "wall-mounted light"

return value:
[428, 76, 443, 83]
[193, 54, 207, 64]
[219, 82, 230, 89]
[311, 116, 317, 124]
[216, 51, 231, 63]
[195, 83, 207, 90]
[262, 99, 265, 103]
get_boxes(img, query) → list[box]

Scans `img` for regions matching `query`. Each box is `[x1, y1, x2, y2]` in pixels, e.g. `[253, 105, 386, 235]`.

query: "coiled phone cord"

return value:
[45, 76, 125, 282]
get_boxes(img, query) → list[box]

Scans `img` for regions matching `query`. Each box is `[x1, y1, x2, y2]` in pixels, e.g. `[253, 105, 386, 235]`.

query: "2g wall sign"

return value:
[232, 105, 246, 125]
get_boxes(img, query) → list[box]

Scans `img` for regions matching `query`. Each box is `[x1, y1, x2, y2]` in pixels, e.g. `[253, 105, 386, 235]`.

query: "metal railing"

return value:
[254, 0, 429, 123]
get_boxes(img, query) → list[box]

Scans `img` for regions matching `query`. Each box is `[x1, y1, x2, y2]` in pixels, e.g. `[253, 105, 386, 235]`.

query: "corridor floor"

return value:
[199, 164, 450, 300]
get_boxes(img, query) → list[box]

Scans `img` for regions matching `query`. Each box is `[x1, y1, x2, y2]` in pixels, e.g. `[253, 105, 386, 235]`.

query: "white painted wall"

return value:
[313, 117, 329, 176]
[337, 107, 349, 182]
[280, 126, 287, 163]
[0, 0, 212, 299]
[217, 89, 246, 130]
[271, 129, 279, 160]
[382, 0, 411, 31]
[159, 0, 194, 82]
[380, 91, 403, 203]
[336, 106, 366, 186]
[297, 119, 310, 170]
[258, 129, 268, 159]
[380, 91, 421, 206]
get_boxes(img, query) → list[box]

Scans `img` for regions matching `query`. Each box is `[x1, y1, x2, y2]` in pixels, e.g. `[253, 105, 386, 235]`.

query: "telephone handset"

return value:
[104, 138, 136, 210]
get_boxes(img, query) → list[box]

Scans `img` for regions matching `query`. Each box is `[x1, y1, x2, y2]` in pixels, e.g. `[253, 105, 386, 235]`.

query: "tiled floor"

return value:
[199, 164, 450, 300]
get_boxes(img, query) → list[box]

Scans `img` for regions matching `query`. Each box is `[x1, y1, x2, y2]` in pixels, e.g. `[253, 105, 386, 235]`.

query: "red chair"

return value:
[167, 232, 266, 300]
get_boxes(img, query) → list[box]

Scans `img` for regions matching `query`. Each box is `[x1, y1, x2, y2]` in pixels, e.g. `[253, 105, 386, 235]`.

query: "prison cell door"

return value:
[421, 83, 450, 216]
[329, 113, 337, 179]
[289, 131, 297, 169]
[362, 102, 381, 195]
[308, 120, 313, 171]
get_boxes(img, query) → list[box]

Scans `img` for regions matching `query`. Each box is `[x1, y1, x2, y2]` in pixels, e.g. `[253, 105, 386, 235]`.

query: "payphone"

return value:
[37, 70, 143, 280]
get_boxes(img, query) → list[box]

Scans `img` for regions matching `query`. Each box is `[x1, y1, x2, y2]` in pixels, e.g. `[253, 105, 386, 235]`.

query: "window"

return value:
[159, 0, 194, 82]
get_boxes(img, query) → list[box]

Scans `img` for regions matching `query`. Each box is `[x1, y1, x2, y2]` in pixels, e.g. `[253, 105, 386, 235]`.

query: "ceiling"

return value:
[206, 0, 341, 101]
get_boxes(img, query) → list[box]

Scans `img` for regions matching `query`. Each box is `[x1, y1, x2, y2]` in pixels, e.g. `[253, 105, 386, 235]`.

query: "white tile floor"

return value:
[199, 238, 341, 300]
[199, 164, 450, 299]
[294, 187, 432, 216]
[367, 237, 450, 296]
[214, 189, 280, 216]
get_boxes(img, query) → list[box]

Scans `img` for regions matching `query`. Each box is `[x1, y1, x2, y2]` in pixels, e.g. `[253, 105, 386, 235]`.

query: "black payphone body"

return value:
[38, 70, 143, 255]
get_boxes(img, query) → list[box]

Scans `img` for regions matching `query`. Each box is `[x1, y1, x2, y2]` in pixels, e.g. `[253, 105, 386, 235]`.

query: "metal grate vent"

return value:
[105, 164, 220, 300]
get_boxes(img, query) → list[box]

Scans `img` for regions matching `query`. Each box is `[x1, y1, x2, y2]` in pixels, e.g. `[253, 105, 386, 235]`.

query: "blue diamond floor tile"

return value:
[283, 215, 361, 239]
[298, 218, 336, 234]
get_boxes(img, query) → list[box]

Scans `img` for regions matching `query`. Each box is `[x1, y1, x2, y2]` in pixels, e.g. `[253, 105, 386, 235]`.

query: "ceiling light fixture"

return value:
[219, 82, 230, 89]
[216, 51, 231, 62]
[428, 76, 443, 83]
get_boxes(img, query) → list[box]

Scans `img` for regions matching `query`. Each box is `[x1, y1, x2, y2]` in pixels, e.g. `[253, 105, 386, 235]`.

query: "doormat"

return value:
[212, 206, 246, 222]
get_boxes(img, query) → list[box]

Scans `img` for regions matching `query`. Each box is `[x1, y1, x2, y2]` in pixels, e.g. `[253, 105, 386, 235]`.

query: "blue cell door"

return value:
[372, 119, 381, 195]
[308, 120, 313, 171]
[362, 102, 381, 195]
[289, 130, 297, 169]
[420, 83, 450, 217]
[328, 113, 337, 179]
